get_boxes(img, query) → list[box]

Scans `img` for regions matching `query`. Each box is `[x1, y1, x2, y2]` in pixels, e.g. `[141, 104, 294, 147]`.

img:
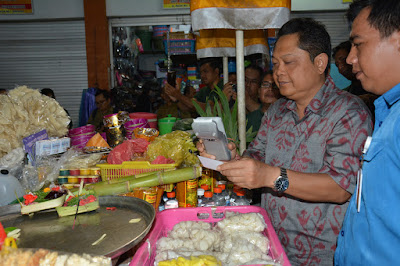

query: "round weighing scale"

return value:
[0, 196, 155, 259]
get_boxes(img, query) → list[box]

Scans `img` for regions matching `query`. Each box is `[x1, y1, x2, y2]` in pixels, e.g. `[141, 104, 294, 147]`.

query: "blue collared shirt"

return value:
[335, 82, 400, 265]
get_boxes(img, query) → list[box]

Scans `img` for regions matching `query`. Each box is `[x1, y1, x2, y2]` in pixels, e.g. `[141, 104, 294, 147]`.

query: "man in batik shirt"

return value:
[199, 18, 372, 265]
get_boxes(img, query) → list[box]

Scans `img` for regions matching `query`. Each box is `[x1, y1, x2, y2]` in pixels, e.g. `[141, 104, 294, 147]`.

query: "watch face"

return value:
[275, 176, 289, 192]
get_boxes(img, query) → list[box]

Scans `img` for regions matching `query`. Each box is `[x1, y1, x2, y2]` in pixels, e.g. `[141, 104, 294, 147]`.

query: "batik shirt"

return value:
[243, 77, 372, 266]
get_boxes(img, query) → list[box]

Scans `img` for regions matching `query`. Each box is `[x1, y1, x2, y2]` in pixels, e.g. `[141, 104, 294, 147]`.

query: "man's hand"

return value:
[164, 83, 181, 99]
[217, 158, 279, 189]
[196, 139, 238, 160]
[222, 82, 235, 101]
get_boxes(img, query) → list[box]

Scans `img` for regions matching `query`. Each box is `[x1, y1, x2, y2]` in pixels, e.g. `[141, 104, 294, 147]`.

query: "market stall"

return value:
[0, 84, 290, 264]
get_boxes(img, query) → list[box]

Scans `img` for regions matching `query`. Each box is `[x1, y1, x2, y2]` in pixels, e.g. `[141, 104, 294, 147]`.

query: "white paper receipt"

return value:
[197, 155, 224, 171]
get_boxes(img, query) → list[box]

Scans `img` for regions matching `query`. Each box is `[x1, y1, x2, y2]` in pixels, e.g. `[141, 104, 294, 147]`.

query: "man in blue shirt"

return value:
[335, 0, 400, 264]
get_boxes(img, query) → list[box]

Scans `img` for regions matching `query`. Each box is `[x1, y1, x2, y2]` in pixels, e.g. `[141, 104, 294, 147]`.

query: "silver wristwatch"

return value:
[273, 168, 289, 193]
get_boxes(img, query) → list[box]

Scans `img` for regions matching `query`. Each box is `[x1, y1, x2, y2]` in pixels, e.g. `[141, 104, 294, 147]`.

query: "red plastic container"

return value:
[129, 112, 157, 129]
[130, 206, 290, 266]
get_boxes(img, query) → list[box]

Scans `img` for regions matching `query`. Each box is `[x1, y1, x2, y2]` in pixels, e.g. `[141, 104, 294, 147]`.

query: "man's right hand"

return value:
[196, 139, 238, 161]
[164, 83, 181, 99]
[222, 82, 235, 100]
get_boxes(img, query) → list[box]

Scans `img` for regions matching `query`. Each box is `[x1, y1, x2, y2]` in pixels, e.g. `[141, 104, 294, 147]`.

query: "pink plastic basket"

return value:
[130, 206, 291, 266]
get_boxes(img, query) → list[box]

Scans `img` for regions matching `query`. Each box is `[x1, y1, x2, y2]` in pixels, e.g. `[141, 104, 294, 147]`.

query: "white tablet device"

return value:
[192, 117, 231, 161]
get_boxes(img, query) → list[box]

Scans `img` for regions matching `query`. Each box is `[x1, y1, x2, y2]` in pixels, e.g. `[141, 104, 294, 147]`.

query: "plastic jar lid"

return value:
[236, 190, 245, 197]
[167, 191, 176, 198]
[197, 188, 205, 196]
[204, 191, 213, 198]
[214, 187, 222, 193]
[200, 184, 209, 191]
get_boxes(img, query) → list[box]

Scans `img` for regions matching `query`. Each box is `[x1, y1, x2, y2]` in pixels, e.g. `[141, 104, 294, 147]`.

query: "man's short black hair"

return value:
[346, 0, 400, 39]
[95, 89, 111, 100]
[40, 88, 56, 99]
[199, 58, 221, 74]
[332, 41, 352, 58]
[245, 64, 263, 80]
[277, 17, 331, 76]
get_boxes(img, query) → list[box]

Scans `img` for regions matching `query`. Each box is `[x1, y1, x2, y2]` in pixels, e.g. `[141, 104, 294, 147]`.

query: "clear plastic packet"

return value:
[0, 248, 111, 266]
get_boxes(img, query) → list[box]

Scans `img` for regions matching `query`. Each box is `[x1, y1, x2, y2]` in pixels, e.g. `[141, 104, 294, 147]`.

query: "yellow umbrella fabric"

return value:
[196, 29, 268, 58]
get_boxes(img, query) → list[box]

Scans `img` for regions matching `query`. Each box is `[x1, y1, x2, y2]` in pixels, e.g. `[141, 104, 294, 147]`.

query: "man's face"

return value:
[272, 33, 325, 103]
[334, 48, 354, 81]
[259, 74, 279, 105]
[200, 63, 219, 87]
[347, 7, 400, 95]
[95, 94, 111, 112]
[245, 68, 261, 100]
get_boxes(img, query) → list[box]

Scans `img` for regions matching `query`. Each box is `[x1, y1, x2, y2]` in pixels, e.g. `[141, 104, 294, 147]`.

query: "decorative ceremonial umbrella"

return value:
[190, 0, 291, 153]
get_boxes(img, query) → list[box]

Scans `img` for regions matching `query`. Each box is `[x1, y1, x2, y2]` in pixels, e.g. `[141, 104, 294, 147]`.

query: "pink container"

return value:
[69, 125, 95, 136]
[70, 138, 93, 146]
[129, 112, 157, 129]
[70, 134, 94, 142]
[124, 118, 149, 129]
[130, 206, 290, 266]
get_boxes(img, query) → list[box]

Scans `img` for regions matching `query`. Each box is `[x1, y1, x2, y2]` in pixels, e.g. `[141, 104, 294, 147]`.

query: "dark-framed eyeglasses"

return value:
[261, 81, 273, 88]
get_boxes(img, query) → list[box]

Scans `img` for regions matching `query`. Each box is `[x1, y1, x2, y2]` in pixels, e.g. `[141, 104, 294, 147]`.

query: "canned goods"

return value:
[80, 168, 91, 176]
[59, 169, 70, 176]
[69, 169, 80, 176]
[84, 176, 101, 184]
[57, 177, 68, 184]
[176, 178, 198, 208]
[90, 167, 101, 176]
[68, 176, 79, 184]
[103, 113, 120, 127]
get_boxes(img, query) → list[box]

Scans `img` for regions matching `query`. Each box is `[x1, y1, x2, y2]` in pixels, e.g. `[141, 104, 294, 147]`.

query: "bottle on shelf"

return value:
[164, 191, 179, 210]
[232, 190, 250, 206]
[212, 187, 225, 206]
[218, 184, 230, 206]
[199, 168, 214, 191]
[197, 188, 205, 207]
[202, 191, 215, 207]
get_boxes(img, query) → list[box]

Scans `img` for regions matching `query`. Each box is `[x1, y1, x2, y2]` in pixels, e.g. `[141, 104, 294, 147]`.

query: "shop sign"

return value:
[163, 0, 190, 9]
[0, 0, 33, 14]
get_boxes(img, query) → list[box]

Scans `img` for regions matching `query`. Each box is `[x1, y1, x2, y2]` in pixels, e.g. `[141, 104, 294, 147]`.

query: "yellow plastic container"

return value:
[96, 161, 177, 181]
[80, 168, 91, 176]
[68, 176, 79, 184]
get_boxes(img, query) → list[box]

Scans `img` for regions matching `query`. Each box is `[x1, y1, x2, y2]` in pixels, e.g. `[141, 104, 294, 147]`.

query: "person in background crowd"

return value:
[164, 58, 233, 112]
[198, 17, 372, 265]
[87, 90, 114, 133]
[178, 85, 198, 118]
[40, 88, 72, 129]
[156, 86, 193, 120]
[0, 88, 7, 95]
[333, 41, 378, 121]
[333, 41, 366, 95]
[335, 1, 400, 264]
[246, 70, 281, 133]
[228, 72, 237, 84]
[244, 65, 263, 113]
[135, 80, 154, 113]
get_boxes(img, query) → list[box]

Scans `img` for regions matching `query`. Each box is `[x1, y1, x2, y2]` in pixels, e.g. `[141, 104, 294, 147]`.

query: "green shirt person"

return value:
[246, 71, 281, 134]
[87, 90, 114, 132]
[164, 58, 234, 112]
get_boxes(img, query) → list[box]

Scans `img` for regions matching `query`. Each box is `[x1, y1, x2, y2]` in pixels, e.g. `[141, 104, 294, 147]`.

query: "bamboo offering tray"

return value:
[0, 196, 155, 259]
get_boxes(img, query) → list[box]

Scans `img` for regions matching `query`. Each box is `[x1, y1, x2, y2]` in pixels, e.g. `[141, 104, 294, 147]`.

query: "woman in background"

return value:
[246, 71, 281, 133]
